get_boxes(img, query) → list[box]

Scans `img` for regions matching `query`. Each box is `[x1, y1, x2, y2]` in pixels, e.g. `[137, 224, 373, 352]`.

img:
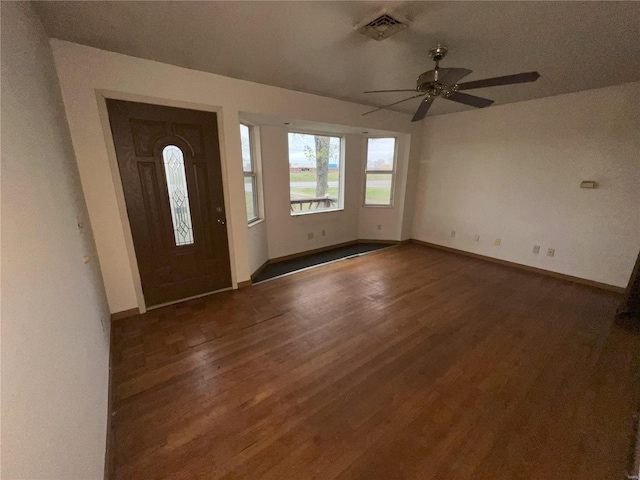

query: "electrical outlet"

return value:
[451, 230, 456, 238]
[533, 245, 540, 254]
[474, 234, 480, 242]
[377, 224, 382, 231]
[322, 229, 326, 237]
[547, 248, 555, 257]
[308, 232, 313, 240]
[494, 238, 501, 246]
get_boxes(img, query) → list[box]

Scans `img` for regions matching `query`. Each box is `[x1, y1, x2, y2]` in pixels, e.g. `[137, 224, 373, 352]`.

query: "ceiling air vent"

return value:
[356, 11, 410, 41]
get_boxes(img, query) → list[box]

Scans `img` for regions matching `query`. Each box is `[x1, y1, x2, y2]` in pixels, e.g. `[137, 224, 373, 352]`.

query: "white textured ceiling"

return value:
[34, 1, 640, 117]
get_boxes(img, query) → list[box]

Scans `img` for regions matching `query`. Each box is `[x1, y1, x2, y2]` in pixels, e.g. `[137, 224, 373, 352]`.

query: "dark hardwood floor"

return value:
[110, 244, 640, 479]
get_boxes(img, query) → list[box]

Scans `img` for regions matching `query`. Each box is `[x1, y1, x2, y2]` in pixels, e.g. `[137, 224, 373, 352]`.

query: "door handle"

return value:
[218, 218, 226, 225]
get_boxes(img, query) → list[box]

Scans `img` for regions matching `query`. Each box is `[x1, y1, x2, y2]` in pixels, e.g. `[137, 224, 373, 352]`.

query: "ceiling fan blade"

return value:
[362, 94, 425, 116]
[411, 97, 435, 122]
[445, 92, 494, 108]
[364, 89, 418, 93]
[437, 68, 473, 85]
[456, 71, 540, 91]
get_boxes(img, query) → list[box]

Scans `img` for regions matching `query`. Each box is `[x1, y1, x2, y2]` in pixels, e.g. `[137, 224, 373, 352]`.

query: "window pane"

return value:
[288, 133, 341, 214]
[240, 124, 252, 172]
[244, 175, 257, 221]
[365, 173, 393, 205]
[162, 145, 194, 246]
[366, 138, 395, 171]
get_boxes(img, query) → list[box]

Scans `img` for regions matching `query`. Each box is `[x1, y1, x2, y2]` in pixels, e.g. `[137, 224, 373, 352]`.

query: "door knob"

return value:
[218, 218, 226, 225]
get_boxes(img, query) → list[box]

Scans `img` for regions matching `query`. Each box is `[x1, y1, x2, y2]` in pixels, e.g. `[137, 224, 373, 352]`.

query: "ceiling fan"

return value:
[363, 45, 540, 122]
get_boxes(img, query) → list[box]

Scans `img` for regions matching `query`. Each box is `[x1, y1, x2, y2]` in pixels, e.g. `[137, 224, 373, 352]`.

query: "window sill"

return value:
[248, 218, 264, 227]
[290, 208, 344, 217]
[362, 204, 394, 209]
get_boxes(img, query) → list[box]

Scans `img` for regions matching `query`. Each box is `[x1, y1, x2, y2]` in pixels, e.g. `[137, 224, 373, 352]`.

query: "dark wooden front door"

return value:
[107, 99, 231, 307]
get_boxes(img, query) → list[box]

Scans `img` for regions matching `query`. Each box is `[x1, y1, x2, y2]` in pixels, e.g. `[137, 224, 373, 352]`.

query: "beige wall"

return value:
[50, 40, 422, 313]
[247, 220, 269, 275]
[358, 132, 418, 242]
[412, 81, 640, 288]
[261, 128, 360, 260]
[245, 123, 415, 273]
[1, 3, 110, 478]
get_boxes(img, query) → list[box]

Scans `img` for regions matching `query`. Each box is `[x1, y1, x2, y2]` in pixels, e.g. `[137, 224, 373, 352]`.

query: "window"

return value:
[240, 124, 259, 223]
[364, 137, 396, 206]
[162, 145, 195, 246]
[288, 132, 342, 214]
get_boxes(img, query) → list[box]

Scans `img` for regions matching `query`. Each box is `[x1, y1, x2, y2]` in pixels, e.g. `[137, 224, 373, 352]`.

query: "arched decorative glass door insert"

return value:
[162, 145, 194, 246]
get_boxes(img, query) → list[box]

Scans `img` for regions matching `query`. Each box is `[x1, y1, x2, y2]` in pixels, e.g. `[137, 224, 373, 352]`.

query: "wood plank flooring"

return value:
[110, 244, 640, 479]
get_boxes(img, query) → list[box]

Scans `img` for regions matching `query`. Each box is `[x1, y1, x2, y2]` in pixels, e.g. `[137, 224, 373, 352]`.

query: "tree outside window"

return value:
[288, 132, 342, 214]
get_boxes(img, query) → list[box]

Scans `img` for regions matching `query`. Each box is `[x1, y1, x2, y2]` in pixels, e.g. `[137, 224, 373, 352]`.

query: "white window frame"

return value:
[363, 137, 397, 208]
[240, 123, 261, 224]
[288, 130, 345, 216]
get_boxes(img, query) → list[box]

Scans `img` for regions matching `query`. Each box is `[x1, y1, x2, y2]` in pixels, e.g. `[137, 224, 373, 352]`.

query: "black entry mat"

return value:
[252, 242, 396, 284]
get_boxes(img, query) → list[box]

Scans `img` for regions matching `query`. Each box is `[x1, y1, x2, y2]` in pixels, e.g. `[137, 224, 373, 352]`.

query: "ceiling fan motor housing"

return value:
[416, 46, 455, 93]
[416, 71, 458, 97]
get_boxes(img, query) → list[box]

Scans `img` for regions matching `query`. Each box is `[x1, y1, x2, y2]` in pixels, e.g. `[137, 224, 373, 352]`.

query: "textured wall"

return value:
[413, 82, 640, 287]
[1, 3, 110, 478]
